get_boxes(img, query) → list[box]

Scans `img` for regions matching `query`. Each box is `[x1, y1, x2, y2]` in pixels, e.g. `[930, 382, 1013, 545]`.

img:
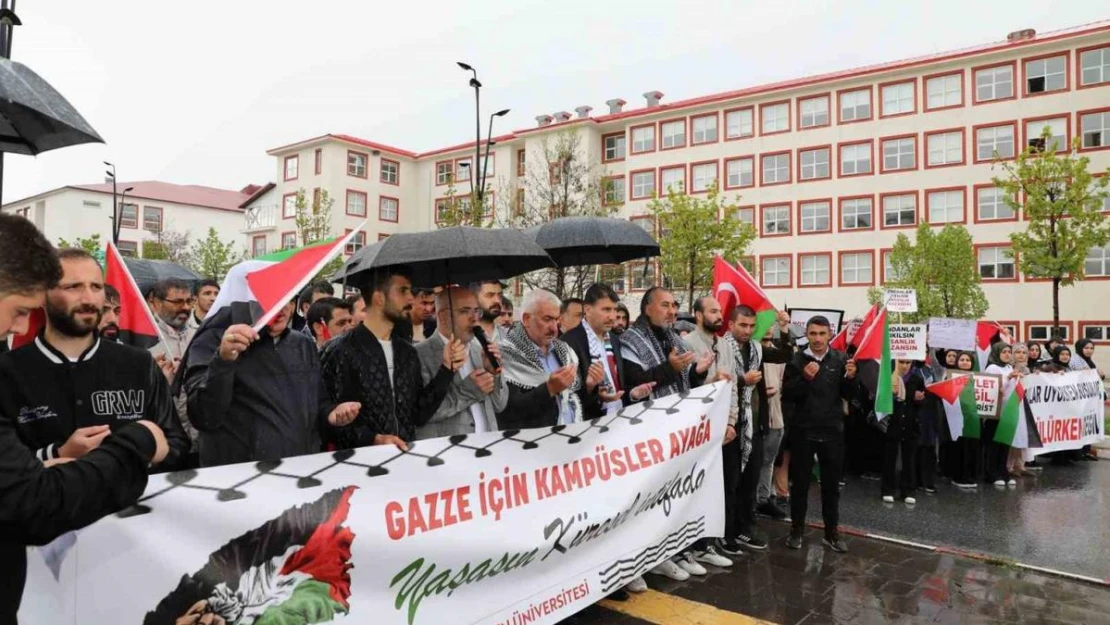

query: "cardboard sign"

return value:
[889, 324, 926, 360]
[928, 317, 977, 351]
[948, 370, 1003, 419]
[788, 308, 844, 347]
[883, 288, 918, 313]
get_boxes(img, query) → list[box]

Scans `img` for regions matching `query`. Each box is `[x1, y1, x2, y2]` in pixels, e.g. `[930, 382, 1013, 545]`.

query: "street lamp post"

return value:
[480, 109, 510, 201]
[455, 63, 510, 207]
[104, 161, 118, 244]
[118, 186, 134, 251]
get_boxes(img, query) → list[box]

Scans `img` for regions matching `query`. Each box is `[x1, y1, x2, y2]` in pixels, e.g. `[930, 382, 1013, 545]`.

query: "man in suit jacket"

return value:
[415, 287, 507, 439]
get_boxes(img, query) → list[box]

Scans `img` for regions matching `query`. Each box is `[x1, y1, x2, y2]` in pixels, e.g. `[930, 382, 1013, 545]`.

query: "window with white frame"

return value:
[1082, 323, 1110, 342]
[976, 186, 1014, 220]
[841, 198, 873, 230]
[928, 190, 964, 224]
[661, 120, 686, 148]
[976, 124, 1015, 161]
[882, 137, 916, 171]
[725, 108, 753, 139]
[251, 236, 267, 258]
[1086, 245, 1110, 277]
[1094, 180, 1110, 213]
[840, 88, 871, 121]
[1080, 47, 1110, 87]
[282, 195, 296, 219]
[604, 177, 626, 205]
[692, 115, 718, 144]
[1025, 118, 1067, 152]
[726, 158, 753, 188]
[1081, 111, 1110, 149]
[380, 159, 399, 184]
[599, 265, 626, 293]
[142, 206, 163, 233]
[346, 191, 367, 217]
[345, 231, 366, 255]
[284, 155, 299, 180]
[883, 193, 917, 227]
[379, 197, 398, 222]
[840, 142, 872, 175]
[799, 147, 830, 180]
[927, 131, 963, 166]
[436, 162, 453, 184]
[631, 171, 655, 199]
[799, 96, 829, 128]
[882, 250, 904, 282]
[733, 207, 755, 227]
[347, 152, 367, 177]
[978, 246, 1015, 279]
[761, 103, 789, 133]
[1029, 324, 1070, 342]
[630, 262, 656, 291]
[456, 158, 472, 182]
[691, 163, 717, 192]
[281, 232, 297, 249]
[762, 257, 790, 286]
[604, 133, 626, 161]
[762, 205, 790, 235]
[800, 254, 830, 286]
[881, 81, 914, 116]
[926, 74, 962, 109]
[976, 67, 1014, 105]
[841, 252, 873, 284]
[1025, 55, 1067, 94]
[661, 167, 684, 194]
[631, 126, 655, 153]
[762, 153, 790, 184]
[799, 201, 830, 233]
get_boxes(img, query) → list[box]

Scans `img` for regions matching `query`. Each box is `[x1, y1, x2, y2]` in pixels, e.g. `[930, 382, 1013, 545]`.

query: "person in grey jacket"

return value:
[415, 287, 507, 440]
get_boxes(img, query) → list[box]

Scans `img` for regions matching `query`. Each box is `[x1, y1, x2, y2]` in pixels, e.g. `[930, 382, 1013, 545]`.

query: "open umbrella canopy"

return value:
[525, 216, 660, 267]
[0, 58, 103, 155]
[121, 258, 201, 296]
[335, 226, 554, 289]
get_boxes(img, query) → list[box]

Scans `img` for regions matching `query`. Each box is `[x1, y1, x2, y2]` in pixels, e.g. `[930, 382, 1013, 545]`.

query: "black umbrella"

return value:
[122, 258, 201, 296]
[334, 226, 555, 289]
[525, 216, 660, 267]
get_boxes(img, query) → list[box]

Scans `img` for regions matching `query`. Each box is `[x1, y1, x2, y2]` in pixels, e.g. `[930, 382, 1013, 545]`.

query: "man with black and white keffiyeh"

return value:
[619, 287, 713, 401]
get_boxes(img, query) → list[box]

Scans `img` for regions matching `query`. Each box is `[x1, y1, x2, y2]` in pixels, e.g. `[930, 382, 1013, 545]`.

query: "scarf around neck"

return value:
[621, 316, 690, 398]
[501, 322, 582, 422]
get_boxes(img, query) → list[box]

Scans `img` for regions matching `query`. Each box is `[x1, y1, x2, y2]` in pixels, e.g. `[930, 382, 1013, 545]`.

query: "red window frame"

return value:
[314, 148, 322, 175]
[796, 93, 831, 130]
[1025, 321, 1074, 344]
[971, 60, 1018, 105]
[836, 86, 873, 125]
[602, 175, 626, 207]
[435, 160, 453, 186]
[923, 127, 966, 169]
[142, 206, 163, 232]
[797, 252, 833, 288]
[878, 133, 918, 174]
[879, 190, 919, 231]
[516, 149, 526, 176]
[116, 240, 138, 257]
[1077, 106, 1110, 153]
[344, 189, 368, 218]
[837, 139, 874, 178]
[759, 254, 793, 289]
[602, 131, 626, 163]
[796, 198, 833, 236]
[380, 158, 400, 185]
[759, 99, 791, 136]
[1021, 51, 1071, 98]
[346, 150, 368, 179]
[251, 235, 268, 258]
[723, 106, 755, 141]
[1077, 44, 1110, 90]
[629, 168, 656, 201]
[972, 183, 1018, 224]
[343, 229, 367, 256]
[838, 195, 876, 233]
[796, 144, 832, 183]
[1078, 321, 1110, 345]
[690, 112, 720, 146]
[923, 186, 968, 226]
[878, 78, 917, 119]
[627, 260, 658, 293]
[629, 123, 657, 154]
[118, 203, 138, 229]
[283, 155, 299, 181]
[1021, 114, 1072, 152]
[922, 70, 965, 112]
[378, 195, 400, 223]
[280, 231, 298, 250]
[434, 198, 449, 224]
[974, 242, 1020, 283]
[759, 150, 792, 187]
[837, 249, 876, 287]
[514, 189, 525, 216]
[658, 117, 688, 151]
[723, 156, 755, 190]
[630, 214, 657, 238]
[688, 160, 719, 195]
[378, 233, 391, 241]
[658, 165, 687, 196]
[759, 202, 792, 238]
[281, 193, 297, 220]
[972, 120, 1019, 164]
[454, 157, 473, 183]
[879, 247, 895, 284]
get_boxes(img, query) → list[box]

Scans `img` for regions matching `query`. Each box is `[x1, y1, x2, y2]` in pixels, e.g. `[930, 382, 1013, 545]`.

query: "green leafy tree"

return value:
[57, 233, 102, 255]
[992, 128, 1110, 331]
[649, 182, 754, 310]
[435, 178, 491, 229]
[293, 188, 334, 246]
[187, 227, 241, 281]
[866, 223, 988, 323]
[140, 227, 192, 265]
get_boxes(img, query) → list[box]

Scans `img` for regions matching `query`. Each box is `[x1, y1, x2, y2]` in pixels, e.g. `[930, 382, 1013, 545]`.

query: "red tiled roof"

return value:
[70, 181, 254, 213]
[266, 134, 417, 159]
[238, 182, 276, 208]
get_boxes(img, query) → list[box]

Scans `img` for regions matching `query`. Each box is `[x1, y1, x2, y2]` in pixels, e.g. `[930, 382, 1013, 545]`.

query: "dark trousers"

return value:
[789, 432, 844, 536]
[882, 437, 916, 498]
[981, 420, 1010, 482]
[954, 437, 981, 484]
[917, 444, 937, 489]
[722, 436, 743, 539]
[737, 428, 765, 536]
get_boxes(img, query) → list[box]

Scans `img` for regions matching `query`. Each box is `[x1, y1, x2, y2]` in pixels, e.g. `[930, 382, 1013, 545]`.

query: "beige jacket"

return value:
[682, 327, 740, 427]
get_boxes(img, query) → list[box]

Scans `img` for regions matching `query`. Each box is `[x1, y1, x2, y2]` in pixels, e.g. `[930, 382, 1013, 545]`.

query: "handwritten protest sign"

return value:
[948, 371, 1002, 418]
[889, 324, 926, 360]
[883, 288, 918, 313]
[928, 317, 977, 351]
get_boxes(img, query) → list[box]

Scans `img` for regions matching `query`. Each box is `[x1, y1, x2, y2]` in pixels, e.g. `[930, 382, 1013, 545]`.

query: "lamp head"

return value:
[456, 61, 473, 72]
[494, 109, 510, 117]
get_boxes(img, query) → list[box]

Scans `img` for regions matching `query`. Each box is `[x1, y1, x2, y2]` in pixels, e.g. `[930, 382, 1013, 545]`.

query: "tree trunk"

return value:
[1052, 277, 1060, 336]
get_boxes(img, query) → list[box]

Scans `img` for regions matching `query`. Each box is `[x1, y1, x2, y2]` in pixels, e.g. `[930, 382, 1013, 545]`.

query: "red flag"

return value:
[850, 303, 880, 349]
[712, 256, 776, 340]
[10, 308, 45, 350]
[830, 322, 849, 352]
[854, 307, 889, 362]
[105, 242, 164, 349]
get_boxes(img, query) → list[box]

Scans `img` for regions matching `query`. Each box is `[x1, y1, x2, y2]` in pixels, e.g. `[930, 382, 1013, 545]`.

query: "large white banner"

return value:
[1025, 370, 1106, 456]
[22, 383, 731, 625]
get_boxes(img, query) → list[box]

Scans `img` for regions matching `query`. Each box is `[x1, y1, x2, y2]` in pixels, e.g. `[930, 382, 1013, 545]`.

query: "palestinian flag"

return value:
[993, 380, 1041, 449]
[144, 486, 357, 625]
[712, 255, 775, 340]
[975, 321, 1013, 371]
[854, 307, 893, 419]
[927, 375, 980, 440]
[850, 304, 880, 350]
[105, 242, 165, 349]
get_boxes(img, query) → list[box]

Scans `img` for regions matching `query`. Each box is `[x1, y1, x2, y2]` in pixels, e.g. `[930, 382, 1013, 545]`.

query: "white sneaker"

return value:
[649, 559, 690, 581]
[993, 480, 1006, 487]
[695, 546, 733, 568]
[676, 553, 708, 576]
[1007, 479, 1017, 487]
[625, 576, 648, 593]
[904, 496, 917, 505]
[882, 495, 895, 503]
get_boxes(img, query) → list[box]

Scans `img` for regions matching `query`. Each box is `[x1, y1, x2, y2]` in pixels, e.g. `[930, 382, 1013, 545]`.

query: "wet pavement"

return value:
[565, 522, 1110, 624]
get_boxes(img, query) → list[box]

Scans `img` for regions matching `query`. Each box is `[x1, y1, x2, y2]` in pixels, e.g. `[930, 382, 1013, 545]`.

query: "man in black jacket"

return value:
[0, 213, 170, 624]
[784, 315, 858, 553]
[619, 287, 713, 399]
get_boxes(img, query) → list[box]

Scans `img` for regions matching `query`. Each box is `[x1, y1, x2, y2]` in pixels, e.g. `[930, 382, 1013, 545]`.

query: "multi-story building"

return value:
[3, 180, 258, 257]
[260, 21, 1110, 353]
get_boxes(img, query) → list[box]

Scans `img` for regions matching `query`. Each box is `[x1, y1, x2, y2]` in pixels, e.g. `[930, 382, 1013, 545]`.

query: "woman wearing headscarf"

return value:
[949, 352, 980, 488]
[1006, 344, 1035, 477]
[936, 349, 960, 480]
[1050, 345, 1072, 373]
[1027, 343, 1046, 369]
[984, 342, 1020, 487]
[882, 360, 923, 504]
[916, 355, 945, 493]
[1068, 339, 1104, 461]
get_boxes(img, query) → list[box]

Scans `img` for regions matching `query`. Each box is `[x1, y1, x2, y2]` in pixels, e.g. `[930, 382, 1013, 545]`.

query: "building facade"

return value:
[261, 21, 1110, 352]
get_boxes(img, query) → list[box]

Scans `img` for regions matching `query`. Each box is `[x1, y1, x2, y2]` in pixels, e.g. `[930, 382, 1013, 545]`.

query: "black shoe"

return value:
[606, 589, 630, 602]
[822, 533, 848, 553]
[785, 530, 803, 550]
[717, 537, 744, 556]
[757, 501, 788, 519]
[737, 533, 768, 551]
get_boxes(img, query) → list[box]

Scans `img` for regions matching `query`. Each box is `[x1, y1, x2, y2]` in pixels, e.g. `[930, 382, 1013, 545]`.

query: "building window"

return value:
[1024, 55, 1067, 95]
[1025, 117, 1067, 152]
[117, 241, 138, 257]
[840, 141, 872, 176]
[251, 236, 267, 258]
[976, 186, 1015, 221]
[1028, 324, 1070, 342]
[761, 152, 791, 185]
[516, 149, 526, 176]
[514, 189, 525, 216]
[799, 201, 831, 234]
[840, 252, 873, 285]
[631, 215, 656, 237]
[660, 166, 685, 194]
[839, 88, 871, 122]
[281, 232, 297, 250]
[282, 194, 296, 219]
[142, 206, 163, 233]
[761, 204, 790, 236]
[725, 107, 754, 139]
[760, 102, 789, 134]
[799, 95, 829, 128]
[1080, 111, 1110, 149]
[690, 162, 717, 193]
[314, 149, 322, 175]
[345, 231, 366, 255]
[1081, 323, 1110, 343]
[882, 250, 904, 283]
[347, 151, 367, 178]
[926, 130, 964, 167]
[761, 256, 791, 287]
[599, 265, 626, 294]
[1086, 245, 1110, 277]
[1080, 46, 1110, 87]
[631, 125, 655, 153]
[284, 155, 299, 181]
[660, 120, 686, 149]
[603, 133, 626, 161]
[882, 193, 917, 228]
[975, 123, 1016, 161]
[117, 202, 138, 228]
[456, 158, 472, 182]
[629, 262, 657, 291]
[881, 136, 916, 171]
[881, 81, 915, 116]
[725, 157, 754, 188]
[974, 64, 1014, 102]
[691, 114, 718, 144]
[798, 147, 830, 181]
[799, 254, 830, 286]
[840, 197, 873, 230]
[926, 73, 962, 110]
[435, 199, 449, 223]
[978, 246, 1015, 280]
[725, 206, 755, 229]
[927, 189, 965, 224]
[604, 176, 626, 206]
[379, 196, 398, 222]
[346, 191, 367, 217]
[630, 170, 656, 200]
[436, 161, 453, 185]
[380, 159, 399, 185]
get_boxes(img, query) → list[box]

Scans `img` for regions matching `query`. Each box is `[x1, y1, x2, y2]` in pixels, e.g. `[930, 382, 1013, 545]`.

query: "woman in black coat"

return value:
[882, 359, 923, 504]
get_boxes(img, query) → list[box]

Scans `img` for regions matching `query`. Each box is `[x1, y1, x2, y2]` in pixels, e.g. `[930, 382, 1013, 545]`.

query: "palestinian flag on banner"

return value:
[993, 380, 1041, 449]
[927, 374, 980, 440]
[854, 307, 893, 419]
[144, 486, 357, 625]
[975, 321, 1013, 371]
[712, 255, 776, 340]
[105, 242, 165, 349]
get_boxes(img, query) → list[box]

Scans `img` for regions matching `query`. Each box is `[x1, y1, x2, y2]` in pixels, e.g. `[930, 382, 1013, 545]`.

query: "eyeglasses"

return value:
[455, 307, 481, 318]
[160, 297, 195, 307]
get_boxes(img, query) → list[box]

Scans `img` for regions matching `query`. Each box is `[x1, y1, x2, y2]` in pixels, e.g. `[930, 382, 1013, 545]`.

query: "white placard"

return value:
[883, 288, 918, 313]
[927, 317, 977, 351]
[888, 324, 926, 360]
[1026, 370, 1106, 456]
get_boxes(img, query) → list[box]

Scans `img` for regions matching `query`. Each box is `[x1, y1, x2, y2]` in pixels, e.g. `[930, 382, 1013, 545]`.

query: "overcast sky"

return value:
[3, 0, 1105, 203]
